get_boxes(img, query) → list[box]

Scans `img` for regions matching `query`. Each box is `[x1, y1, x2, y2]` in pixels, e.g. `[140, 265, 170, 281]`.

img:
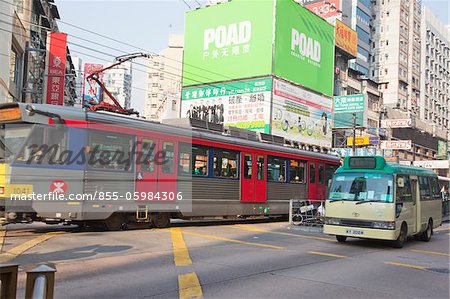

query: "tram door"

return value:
[135, 138, 177, 199]
[308, 163, 318, 200]
[241, 153, 267, 203]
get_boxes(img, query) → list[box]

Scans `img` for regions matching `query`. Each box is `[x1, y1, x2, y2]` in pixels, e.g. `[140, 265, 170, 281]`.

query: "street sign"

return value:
[334, 94, 365, 113]
[369, 136, 379, 145]
[347, 136, 370, 146]
[413, 160, 450, 169]
[380, 140, 412, 150]
[381, 119, 412, 128]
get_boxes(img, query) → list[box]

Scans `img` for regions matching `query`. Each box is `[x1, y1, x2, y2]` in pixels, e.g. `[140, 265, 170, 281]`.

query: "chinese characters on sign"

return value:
[83, 63, 104, 107]
[335, 19, 358, 58]
[380, 119, 412, 128]
[380, 140, 412, 150]
[45, 32, 67, 105]
[181, 78, 272, 133]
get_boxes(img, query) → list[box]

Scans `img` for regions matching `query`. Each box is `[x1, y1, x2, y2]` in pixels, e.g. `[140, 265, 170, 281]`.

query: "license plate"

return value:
[4, 184, 33, 198]
[346, 229, 364, 235]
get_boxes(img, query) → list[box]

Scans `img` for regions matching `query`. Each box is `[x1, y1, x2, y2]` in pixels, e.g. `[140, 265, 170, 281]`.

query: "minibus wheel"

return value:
[336, 235, 347, 242]
[419, 219, 433, 242]
[392, 223, 407, 248]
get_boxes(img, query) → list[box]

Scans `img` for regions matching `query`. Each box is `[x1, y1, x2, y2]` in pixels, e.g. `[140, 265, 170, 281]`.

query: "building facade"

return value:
[420, 6, 450, 131]
[71, 56, 83, 107]
[103, 61, 132, 109]
[144, 34, 183, 121]
[370, 0, 422, 113]
[0, 0, 77, 105]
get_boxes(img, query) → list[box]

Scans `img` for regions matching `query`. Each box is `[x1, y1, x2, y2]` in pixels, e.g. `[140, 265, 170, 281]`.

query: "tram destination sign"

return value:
[380, 140, 412, 150]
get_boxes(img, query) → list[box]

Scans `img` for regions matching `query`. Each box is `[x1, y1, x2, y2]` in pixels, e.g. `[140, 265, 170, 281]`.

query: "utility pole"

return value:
[352, 112, 356, 155]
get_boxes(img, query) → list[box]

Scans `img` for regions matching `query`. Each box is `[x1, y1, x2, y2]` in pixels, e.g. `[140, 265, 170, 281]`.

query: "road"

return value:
[1, 220, 449, 299]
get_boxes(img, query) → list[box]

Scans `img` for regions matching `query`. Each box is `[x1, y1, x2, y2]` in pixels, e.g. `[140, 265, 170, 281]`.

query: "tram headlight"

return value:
[325, 217, 340, 225]
[372, 221, 395, 230]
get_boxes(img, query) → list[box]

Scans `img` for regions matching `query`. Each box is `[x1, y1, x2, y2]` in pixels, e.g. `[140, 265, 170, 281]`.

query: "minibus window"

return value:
[329, 173, 393, 203]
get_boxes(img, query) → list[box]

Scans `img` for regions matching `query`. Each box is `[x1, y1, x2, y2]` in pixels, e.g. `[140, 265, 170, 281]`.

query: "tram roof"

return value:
[3, 103, 340, 164]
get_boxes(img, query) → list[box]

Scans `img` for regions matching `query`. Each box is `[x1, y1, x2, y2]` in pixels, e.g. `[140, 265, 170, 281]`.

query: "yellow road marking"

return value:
[384, 262, 426, 270]
[170, 228, 192, 266]
[178, 272, 203, 299]
[182, 230, 284, 250]
[232, 224, 333, 242]
[434, 227, 450, 232]
[410, 249, 450, 257]
[0, 232, 63, 263]
[308, 251, 347, 258]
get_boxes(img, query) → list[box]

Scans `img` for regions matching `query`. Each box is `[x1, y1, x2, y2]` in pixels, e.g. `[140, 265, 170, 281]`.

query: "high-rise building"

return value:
[0, 0, 76, 105]
[103, 61, 132, 109]
[300, 0, 373, 76]
[370, 0, 422, 114]
[420, 6, 450, 131]
[144, 34, 183, 121]
[71, 56, 83, 108]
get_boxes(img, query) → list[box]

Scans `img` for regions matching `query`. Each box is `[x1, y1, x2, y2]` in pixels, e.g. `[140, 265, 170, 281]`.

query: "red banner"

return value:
[46, 32, 67, 105]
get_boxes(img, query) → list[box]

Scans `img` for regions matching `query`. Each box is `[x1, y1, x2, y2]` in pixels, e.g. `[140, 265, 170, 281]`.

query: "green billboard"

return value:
[333, 94, 366, 129]
[182, 0, 274, 87]
[273, 0, 335, 96]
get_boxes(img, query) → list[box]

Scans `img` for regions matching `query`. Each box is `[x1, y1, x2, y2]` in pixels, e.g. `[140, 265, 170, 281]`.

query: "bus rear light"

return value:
[0, 108, 21, 122]
[0, 187, 4, 194]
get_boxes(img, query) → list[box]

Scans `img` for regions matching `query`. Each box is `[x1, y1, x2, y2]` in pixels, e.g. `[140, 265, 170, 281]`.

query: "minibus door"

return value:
[410, 176, 421, 234]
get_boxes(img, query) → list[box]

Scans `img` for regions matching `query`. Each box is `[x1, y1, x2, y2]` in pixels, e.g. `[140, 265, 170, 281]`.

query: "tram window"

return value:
[418, 176, 431, 199]
[257, 156, 264, 181]
[213, 149, 238, 178]
[429, 177, 441, 200]
[289, 160, 306, 183]
[162, 142, 174, 174]
[16, 125, 67, 165]
[178, 143, 208, 176]
[88, 132, 133, 171]
[268, 156, 286, 182]
[244, 154, 252, 179]
[140, 140, 154, 172]
[309, 163, 316, 183]
[396, 175, 412, 202]
[318, 164, 325, 184]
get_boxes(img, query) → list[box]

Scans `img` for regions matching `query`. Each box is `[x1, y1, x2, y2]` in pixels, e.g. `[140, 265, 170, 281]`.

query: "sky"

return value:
[56, 0, 450, 114]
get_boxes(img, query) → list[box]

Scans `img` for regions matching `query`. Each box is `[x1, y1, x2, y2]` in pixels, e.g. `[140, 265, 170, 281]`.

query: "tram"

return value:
[0, 103, 339, 229]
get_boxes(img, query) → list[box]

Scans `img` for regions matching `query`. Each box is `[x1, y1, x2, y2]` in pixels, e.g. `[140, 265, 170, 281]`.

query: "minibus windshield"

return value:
[329, 172, 394, 203]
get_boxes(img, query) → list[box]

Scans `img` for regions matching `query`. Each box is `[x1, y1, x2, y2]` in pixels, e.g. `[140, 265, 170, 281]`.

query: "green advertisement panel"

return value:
[274, 0, 335, 96]
[333, 94, 365, 128]
[437, 140, 447, 159]
[182, 0, 274, 87]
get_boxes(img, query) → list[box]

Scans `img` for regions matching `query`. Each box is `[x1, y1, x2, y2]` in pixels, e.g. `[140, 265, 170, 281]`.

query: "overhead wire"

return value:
[0, 0, 354, 127]
[0, 0, 258, 84]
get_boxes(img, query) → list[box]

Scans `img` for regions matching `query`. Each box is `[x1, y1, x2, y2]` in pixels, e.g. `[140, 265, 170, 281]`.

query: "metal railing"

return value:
[289, 199, 326, 227]
[0, 263, 56, 299]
